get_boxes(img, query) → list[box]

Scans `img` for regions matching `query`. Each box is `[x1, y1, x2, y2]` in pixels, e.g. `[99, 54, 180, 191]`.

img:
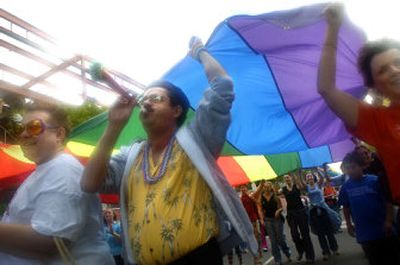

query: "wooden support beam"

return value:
[0, 9, 146, 105]
[0, 63, 54, 88]
[81, 55, 146, 89]
[1, 40, 112, 92]
[0, 80, 68, 105]
[0, 8, 56, 43]
[21, 56, 80, 89]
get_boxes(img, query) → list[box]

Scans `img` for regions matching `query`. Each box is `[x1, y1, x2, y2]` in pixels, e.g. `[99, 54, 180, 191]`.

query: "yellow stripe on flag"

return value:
[67, 141, 96, 157]
[233, 155, 277, 182]
[67, 141, 119, 157]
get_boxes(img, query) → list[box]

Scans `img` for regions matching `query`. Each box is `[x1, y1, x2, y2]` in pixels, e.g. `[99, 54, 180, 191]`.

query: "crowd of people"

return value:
[103, 208, 124, 265]
[231, 143, 400, 265]
[1, 3, 400, 265]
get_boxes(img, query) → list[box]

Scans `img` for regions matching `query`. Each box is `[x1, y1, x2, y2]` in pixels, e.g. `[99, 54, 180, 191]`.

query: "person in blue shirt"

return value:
[297, 172, 340, 261]
[338, 151, 400, 265]
[103, 208, 124, 265]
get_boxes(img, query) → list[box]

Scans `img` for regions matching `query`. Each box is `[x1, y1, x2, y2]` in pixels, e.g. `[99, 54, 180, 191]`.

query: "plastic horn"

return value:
[89, 62, 133, 99]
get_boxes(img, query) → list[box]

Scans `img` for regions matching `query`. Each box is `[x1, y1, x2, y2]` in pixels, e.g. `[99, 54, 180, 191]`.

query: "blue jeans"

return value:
[309, 206, 338, 255]
[265, 217, 291, 263]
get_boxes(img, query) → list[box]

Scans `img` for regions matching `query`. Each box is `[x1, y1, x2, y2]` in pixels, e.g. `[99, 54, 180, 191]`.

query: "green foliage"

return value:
[89, 62, 104, 81]
[64, 101, 107, 128]
[0, 93, 106, 144]
[0, 94, 25, 144]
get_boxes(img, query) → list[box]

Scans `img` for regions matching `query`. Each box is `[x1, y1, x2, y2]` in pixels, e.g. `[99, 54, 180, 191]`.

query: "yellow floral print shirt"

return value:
[127, 141, 219, 265]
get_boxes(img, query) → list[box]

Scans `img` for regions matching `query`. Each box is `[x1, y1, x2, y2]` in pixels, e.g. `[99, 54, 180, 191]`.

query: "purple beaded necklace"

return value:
[142, 136, 175, 184]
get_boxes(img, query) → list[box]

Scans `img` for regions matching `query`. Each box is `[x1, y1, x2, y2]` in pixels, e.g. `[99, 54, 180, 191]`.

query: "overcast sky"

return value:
[3, 0, 399, 85]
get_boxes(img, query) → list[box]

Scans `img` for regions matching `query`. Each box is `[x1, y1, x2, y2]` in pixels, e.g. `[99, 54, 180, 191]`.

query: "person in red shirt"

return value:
[323, 181, 339, 213]
[240, 185, 260, 223]
[239, 184, 263, 264]
[318, 4, 400, 204]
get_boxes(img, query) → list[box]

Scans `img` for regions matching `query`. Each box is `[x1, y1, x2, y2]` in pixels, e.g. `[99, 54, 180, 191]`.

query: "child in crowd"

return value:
[339, 151, 400, 265]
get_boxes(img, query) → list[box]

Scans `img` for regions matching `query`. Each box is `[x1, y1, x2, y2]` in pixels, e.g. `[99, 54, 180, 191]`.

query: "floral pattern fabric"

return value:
[127, 142, 219, 265]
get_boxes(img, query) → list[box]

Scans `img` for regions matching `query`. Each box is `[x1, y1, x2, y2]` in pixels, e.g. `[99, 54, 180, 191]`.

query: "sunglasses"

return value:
[16, 119, 59, 136]
[136, 94, 166, 106]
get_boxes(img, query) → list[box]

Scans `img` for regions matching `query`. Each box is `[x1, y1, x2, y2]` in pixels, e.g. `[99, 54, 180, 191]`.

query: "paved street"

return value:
[224, 221, 368, 265]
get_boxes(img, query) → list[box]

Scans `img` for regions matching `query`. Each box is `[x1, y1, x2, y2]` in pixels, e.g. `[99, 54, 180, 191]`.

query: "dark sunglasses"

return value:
[16, 119, 59, 136]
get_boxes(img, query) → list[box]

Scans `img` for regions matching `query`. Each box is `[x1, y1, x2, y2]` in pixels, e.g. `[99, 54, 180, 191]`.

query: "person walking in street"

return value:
[281, 174, 315, 264]
[297, 172, 340, 261]
[256, 181, 291, 265]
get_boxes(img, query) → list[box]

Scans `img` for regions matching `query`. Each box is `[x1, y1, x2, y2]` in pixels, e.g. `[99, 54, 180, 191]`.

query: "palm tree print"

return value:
[160, 224, 175, 261]
[159, 218, 184, 261]
[143, 190, 157, 223]
[145, 190, 156, 207]
[131, 222, 144, 262]
[182, 176, 193, 206]
[163, 187, 172, 203]
[171, 219, 183, 233]
[163, 187, 180, 208]
[132, 238, 142, 263]
[170, 196, 179, 208]
[193, 206, 202, 226]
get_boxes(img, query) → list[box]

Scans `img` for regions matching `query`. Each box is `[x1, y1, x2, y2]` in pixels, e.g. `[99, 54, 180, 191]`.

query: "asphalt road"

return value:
[223, 221, 368, 265]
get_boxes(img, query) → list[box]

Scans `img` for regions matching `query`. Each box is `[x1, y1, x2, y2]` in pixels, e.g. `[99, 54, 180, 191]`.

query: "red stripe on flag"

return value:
[217, 156, 250, 186]
[0, 148, 35, 179]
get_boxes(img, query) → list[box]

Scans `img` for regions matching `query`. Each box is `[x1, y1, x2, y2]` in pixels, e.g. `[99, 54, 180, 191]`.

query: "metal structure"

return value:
[0, 8, 145, 106]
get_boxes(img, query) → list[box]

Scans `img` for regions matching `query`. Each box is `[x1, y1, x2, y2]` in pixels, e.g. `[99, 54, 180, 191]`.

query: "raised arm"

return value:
[317, 3, 359, 128]
[187, 37, 234, 157]
[292, 172, 306, 191]
[81, 98, 136, 193]
[250, 180, 265, 202]
[189, 37, 229, 81]
[315, 171, 324, 188]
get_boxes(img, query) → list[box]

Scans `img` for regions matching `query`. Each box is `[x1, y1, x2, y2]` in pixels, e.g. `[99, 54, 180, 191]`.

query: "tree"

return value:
[0, 93, 106, 144]
[0, 93, 25, 144]
[64, 100, 106, 128]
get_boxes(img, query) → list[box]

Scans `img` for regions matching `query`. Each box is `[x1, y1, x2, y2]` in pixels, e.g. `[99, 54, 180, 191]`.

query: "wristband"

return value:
[193, 46, 207, 61]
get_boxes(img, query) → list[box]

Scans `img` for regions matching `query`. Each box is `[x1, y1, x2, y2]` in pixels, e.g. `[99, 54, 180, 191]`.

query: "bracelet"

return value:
[193, 46, 207, 61]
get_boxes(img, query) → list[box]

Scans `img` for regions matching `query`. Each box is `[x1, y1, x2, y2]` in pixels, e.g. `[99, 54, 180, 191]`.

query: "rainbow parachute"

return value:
[1, 3, 365, 189]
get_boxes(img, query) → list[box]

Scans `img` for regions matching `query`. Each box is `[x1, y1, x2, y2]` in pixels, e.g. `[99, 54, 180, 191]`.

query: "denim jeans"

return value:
[309, 206, 338, 255]
[265, 217, 291, 263]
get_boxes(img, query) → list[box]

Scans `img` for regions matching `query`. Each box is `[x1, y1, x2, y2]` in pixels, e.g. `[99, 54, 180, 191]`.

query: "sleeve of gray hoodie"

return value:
[188, 76, 234, 157]
[100, 145, 131, 194]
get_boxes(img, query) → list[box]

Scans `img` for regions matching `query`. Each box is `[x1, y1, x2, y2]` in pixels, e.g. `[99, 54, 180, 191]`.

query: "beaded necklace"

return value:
[142, 136, 175, 184]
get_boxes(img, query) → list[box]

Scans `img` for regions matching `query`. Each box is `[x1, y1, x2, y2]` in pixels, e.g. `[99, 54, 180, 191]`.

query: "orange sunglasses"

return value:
[16, 119, 58, 136]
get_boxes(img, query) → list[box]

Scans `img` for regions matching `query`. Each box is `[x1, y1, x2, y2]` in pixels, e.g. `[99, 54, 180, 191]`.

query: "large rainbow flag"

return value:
[1, 3, 364, 195]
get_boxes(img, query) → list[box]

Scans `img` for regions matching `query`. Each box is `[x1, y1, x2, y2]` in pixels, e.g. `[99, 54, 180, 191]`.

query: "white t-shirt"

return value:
[0, 153, 114, 265]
